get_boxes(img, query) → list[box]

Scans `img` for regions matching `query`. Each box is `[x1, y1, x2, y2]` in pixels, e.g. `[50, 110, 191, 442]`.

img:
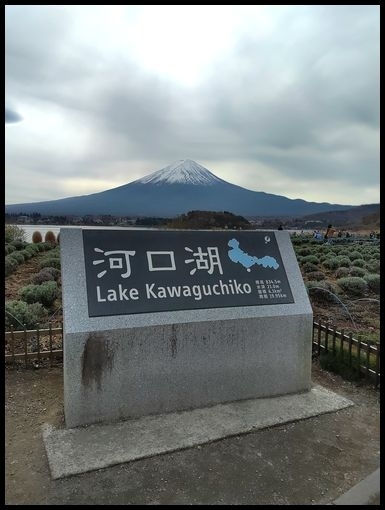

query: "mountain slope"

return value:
[5, 159, 355, 217]
[134, 159, 225, 186]
[300, 203, 380, 228]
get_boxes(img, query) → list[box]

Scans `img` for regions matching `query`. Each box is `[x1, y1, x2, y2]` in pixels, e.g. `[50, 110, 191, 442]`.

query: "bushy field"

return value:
[292, 235, 380, 343]
[5, 231, 62, 330]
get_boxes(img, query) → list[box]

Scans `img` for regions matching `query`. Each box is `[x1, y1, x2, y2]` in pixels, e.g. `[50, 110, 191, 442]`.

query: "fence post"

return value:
[366, 340, 371, 381]
[357, 335, 362, 374]
[23, 324, 28, 368]
[317, 319, 322, 356]
[340, 329, 344, 359]
[348, 332, 353, 367]
[49, 322, 53, 367]
[325, 323, 330, 352]
[332, 325, 337, 355]
[375, 343, 380, 388]
[37, 323, 40, 363]
[10, 324, 15, 369]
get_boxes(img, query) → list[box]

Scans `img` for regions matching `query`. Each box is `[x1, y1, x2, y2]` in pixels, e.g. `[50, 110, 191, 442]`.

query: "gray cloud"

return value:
[5, 108, 22, 123]
[5, 5, 380, 205]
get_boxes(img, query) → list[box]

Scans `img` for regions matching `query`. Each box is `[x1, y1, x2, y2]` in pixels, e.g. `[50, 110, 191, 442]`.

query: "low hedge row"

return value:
[4, 242, 56, 277]
[5, 243, 62, 330]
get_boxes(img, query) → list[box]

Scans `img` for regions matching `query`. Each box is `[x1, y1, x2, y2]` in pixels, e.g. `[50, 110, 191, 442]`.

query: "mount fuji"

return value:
[5, 159, 353, 217]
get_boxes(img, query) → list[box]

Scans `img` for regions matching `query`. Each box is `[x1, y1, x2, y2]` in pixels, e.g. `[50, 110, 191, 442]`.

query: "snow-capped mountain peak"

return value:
[135, 159, 224, 186]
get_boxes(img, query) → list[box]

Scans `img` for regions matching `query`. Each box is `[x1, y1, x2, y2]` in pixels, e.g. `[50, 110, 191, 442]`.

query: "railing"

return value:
[312, 318, 380, 388]
[5, 323, 63, 368]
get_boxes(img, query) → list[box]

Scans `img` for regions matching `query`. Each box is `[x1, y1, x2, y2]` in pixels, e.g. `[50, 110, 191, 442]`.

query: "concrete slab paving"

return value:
[43, 384, 353, 480]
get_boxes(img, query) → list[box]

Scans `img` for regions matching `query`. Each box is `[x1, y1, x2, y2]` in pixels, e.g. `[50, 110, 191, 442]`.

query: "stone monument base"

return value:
[64, 313, 312, 428]
[43, 384, 353, 479]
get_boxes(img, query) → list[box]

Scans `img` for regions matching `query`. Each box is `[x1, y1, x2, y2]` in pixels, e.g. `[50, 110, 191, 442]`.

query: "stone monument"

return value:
[60, 228, 313, 428]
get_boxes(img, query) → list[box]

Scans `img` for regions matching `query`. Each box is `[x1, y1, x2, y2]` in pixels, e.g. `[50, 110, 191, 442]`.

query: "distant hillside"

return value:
[300, 203, 380, 229]
[167, 210, 251, 229]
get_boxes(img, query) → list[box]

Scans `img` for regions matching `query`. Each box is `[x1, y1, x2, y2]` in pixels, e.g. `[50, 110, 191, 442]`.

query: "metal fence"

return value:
[4, 320, 380, 388]
[312, 318, 380, 388]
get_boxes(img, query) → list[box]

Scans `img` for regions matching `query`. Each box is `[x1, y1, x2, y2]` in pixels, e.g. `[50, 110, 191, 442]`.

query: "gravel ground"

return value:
[5, 360, 380, 505]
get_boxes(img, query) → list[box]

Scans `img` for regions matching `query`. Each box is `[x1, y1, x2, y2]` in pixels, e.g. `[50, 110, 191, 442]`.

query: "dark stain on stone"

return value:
[170, 324, 177, 358]
[81, 333, 115, 391]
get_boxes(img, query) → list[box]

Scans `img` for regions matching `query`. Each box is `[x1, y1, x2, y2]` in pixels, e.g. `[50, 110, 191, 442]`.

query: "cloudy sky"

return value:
[5, 5, 380, 206]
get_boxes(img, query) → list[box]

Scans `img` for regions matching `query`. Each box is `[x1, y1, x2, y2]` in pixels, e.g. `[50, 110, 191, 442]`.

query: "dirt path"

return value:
[5, 362, 379, 505]
[5, 254, 44, 301]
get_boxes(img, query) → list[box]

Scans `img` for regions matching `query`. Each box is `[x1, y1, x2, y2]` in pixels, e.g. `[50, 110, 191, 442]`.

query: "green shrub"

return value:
[5, 225, 26, 243]
[27, 243, 40, 254]
[323, 257, 340, 270]
[349, 266, 366, 278]
[20, 281, 59, 307]
[5, 256, 19, 276]
[364, 274, 380, 294]
[5, 244, 16, 255]
[44, 230, 56, 244]
[310, 245, 323, 253]
[301, 255, 319, 265]
[32, 268, 56, 285]
[36, 242, 46, 252]
[350, 258, 365, 268]
[19, 249, 33, 260]
[365, 260, 380, 273]
[298, 247, 313, 256]
[10, 239, 28, 250]
[37, 242, 53, 251]
[335, 267, 350, 278]
[32, 231, 43, 243]
[41, 267, 61, 281]
[335, 256, 351, 268]
[291, 236, 308, 246]
[23, 245, 34, 254]
[20, 284, 40, 304]
[39, 257, 61, 270]
[8, 251, 25, 264]
[306, 281, 338, 303]
[5, 300, 48, 330]
[37, 281, 59, 307]
[348, 250, 362, 261]
[302, 262, 319, 273]
[336, 277, 368, 297]
[45, 241, 56, 249]
[306, 271, 325, 281]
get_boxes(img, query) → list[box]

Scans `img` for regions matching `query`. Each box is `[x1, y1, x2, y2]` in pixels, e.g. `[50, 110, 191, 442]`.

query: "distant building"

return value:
[17, 215, 30, 223]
